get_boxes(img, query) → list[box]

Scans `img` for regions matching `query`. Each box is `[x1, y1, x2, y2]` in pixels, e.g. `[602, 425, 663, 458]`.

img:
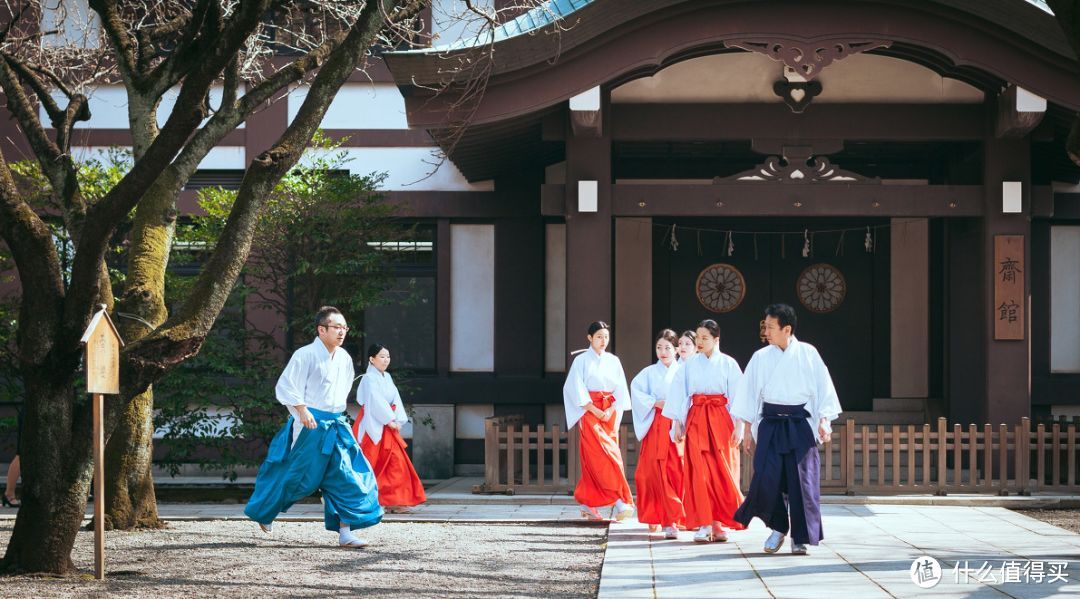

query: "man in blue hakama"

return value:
[244, 306, 382, 547]
[731, 303, 842, 556]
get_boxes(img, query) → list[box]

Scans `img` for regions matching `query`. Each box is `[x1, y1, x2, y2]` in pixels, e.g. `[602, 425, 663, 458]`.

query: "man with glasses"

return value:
[245, 306, 382, 547]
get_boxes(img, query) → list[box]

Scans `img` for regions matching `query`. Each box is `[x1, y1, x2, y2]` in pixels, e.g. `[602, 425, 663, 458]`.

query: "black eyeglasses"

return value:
[321, 324, 349, 332]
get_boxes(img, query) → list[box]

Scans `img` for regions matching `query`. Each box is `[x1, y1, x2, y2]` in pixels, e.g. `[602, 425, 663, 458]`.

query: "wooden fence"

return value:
[474, 415, 1080, 495]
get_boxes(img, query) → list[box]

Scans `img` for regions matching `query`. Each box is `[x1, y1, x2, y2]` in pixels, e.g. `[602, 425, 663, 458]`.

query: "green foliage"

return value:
[153, 133, 413, 479]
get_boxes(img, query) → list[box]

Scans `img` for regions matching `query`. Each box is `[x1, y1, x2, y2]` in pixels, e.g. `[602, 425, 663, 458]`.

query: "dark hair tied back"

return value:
[655, 328, 678, 347]
[696, 319, 721, 339]
[587, 321, 611, 336]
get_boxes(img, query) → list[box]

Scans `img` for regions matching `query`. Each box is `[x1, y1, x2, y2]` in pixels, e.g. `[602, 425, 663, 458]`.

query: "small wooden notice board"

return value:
[80, 305, 124, 580]
[993, 235, 1025, 341]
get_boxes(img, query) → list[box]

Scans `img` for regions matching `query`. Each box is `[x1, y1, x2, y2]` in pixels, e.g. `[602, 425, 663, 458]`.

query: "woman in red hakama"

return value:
[563, 321, 635, 521]
[631, 329, 685, 538]
[663, 319, 745, 543]
[353, 344, 426, 512]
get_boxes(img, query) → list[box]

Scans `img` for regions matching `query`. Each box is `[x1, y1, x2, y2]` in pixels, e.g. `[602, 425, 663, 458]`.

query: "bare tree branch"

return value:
[123, 0, 426, 390]
[64, 0, 276, 342]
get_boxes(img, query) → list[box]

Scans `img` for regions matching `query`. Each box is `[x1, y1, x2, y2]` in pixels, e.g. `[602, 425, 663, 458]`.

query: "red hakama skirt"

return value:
[682, 394, 745, 529]
[353, 406, 427, 507]
[634, 406, 685, 526]
[574, 391, 634, 508]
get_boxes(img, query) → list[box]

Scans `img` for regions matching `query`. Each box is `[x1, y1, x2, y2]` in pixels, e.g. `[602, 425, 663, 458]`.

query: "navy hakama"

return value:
[245, 407, 383, 531]
[733, 402, 823, 545]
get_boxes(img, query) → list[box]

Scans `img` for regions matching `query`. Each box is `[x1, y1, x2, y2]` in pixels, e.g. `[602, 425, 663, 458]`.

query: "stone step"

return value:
[872, 397, 928, 412]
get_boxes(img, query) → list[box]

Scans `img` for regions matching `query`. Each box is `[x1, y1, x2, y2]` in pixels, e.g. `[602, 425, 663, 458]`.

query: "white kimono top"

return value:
[356, 363, 408, 445]
[661, 349, 743, 436]
[630, 360, 681, 441]
[275, 338, 355, 442]
[730, 336, 842, 444]
[562, 349, 631, 430]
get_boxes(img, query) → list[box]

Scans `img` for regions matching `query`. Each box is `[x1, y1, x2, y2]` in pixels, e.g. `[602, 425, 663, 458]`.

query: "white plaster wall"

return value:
[299, 148, 493, 191]
[158, 85, 241, 128]
[71, 146, 245, 170]
[1051, 226, 1080, 372]
[455, 404, 495, 439]
[41, 86, 127, 128]
[288, 83, 409, 129]
[545, 224, 567, 372]
[43, 85, 243, 129]
[450, 224, 495, 372]
[153, 407, 236, 439]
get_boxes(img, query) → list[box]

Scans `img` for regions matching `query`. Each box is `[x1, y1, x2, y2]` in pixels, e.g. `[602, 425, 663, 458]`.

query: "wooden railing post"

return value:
[936, 417, 947, 495]
[998, 423, 1009, 493]
[537, 424, 547, 488]
[483, 418, 497, 491]
[552, 424, 562, 487]
[1019, 417, 1031, 495]
[844, 419, 854, 493]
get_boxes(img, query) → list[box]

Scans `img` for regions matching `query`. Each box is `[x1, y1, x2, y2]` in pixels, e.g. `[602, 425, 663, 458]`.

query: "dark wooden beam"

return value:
[384, 191, 539, 218]
[608, 183, 986, 216]
[611, 104, 985, 141]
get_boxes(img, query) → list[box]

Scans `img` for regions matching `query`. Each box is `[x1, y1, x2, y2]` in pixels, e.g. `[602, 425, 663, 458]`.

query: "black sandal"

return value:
[2, 494, 20, 508]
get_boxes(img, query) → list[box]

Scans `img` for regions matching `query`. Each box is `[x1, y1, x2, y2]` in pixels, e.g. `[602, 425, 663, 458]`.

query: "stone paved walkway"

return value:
[3, 477, 1080, 597]
[599, 505, 1080, 598]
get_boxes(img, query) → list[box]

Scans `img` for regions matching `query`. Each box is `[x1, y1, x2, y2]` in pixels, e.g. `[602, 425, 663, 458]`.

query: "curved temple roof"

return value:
[407, 0, 1054, 53]
[399, 0, 596, 53]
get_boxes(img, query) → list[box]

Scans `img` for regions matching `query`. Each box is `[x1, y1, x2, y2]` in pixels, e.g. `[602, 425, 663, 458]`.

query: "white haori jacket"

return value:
[661, 350, 743, 442]
[630, 360, 681, 442]
[356, 363, 408, 445]
[276, 339, 355, 443]
[730, 336, 842, 445]
[562, 349, 631, 431]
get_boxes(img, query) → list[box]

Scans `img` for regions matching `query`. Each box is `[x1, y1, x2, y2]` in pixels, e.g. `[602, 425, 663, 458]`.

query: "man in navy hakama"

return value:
[731, 304, 841, 555]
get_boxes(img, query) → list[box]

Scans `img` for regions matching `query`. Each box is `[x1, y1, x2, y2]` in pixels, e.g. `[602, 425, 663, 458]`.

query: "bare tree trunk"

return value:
[1, 368, 93, 574]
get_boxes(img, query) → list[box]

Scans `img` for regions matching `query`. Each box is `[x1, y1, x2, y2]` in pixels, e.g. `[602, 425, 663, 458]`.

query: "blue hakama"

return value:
[733, 402, 822, 545]
[245, 407, 383, 531]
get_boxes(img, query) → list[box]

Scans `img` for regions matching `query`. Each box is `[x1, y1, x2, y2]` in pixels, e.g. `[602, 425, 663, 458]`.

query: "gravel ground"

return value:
[0, 520, 606, 598]
[1015, 508, 1080, 534]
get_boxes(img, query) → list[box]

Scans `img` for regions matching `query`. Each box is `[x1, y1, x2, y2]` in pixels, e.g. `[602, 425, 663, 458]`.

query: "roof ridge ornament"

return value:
[724, 37, 892, 80]
[722, 145, 880, 184]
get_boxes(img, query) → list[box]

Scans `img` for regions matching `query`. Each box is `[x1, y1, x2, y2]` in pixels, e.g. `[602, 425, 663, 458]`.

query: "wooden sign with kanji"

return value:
[80, 305, 124, 394]
[993, 235, 1025, 341]
[79, 304, 124, 580]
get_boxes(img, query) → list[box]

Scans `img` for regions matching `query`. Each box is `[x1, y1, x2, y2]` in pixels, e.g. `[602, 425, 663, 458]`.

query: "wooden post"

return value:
[483, 419, 497, 491]
[936, 417, 947, 495]
[552, 424, 562, 487]
[844, 419, 854, 493]
[93, 393, 104, 580]
[537, 425, 546, 488]
[79, 305, 123, 581]
[1019, 416, 1028, 496]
